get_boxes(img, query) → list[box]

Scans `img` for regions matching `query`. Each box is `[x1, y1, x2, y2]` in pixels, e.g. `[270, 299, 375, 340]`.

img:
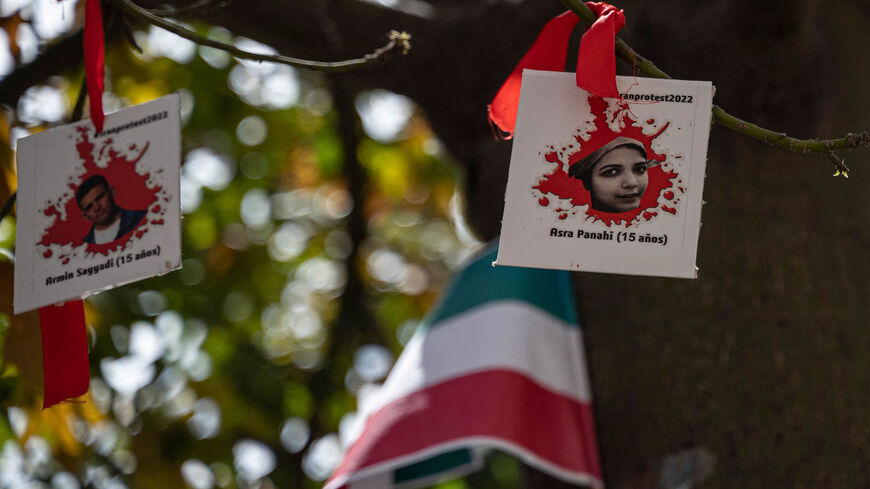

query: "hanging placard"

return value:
[495, 71, 713, 279]
[14, 94, 182, 313]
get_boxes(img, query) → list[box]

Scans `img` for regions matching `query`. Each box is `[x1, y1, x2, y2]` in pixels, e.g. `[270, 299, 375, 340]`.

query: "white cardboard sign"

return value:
[14, 95, 182, 313]
[495, 70, 713, 278]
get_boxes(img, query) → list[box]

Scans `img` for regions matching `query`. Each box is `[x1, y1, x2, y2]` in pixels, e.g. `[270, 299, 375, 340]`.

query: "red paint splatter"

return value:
[661, 205, 676, 214]
[663, 191, 674, 200]
[558, 213, 567, 220]
[646, 119, 655, 124]
[532, 96, 677, 227]
[538, 197, 549, 207]
[151, 204, 161, 213]
[43, 249, 52, 258]
[642, 210, 658, 220]
[151, 219, 164, 225]
[135, 228, 148, 239]
[38, 127, 164, 260]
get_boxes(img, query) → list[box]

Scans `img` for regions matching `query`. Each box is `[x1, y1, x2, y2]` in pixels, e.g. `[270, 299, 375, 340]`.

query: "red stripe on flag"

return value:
[328, 369, 600, 485]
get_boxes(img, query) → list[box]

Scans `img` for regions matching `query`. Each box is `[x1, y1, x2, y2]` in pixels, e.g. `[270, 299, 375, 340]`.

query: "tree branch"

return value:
[146, 0, 232, 18]
[70, 74, 88, 123]
[0, 29, 83, 108]
[711, 107, 866, 174]
[0, 193, 15, 223]
[559, 0, 868, 174]
[105, 0, 410, 72]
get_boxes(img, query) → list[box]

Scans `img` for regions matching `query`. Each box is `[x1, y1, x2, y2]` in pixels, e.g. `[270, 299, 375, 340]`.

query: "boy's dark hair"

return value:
[75, 174, 110, 207]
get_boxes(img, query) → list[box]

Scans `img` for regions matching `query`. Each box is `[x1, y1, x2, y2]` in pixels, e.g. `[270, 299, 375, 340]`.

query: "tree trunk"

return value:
[23, 0, 870, 486]
[198, 1, 870, 487]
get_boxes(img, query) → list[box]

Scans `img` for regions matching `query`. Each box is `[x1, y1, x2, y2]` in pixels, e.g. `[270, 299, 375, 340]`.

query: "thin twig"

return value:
[614, 39, 671, 80]
[70, 75, 88, 122]
[105, 0, 410, 72]
[117, 8, 143, 53]
[711, 107, 867, 158]
[0, 193, 15, 223]
[559, 0, 870, 171]
[827, 152, 849, 177]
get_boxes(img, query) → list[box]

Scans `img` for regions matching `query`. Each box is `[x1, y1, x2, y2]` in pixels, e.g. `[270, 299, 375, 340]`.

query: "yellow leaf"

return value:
[34, 400, 82, 456]
[83, 300, 101, 332]
[19, 392, 103, 457]
[118, 80, 167, 106]
[75, 391, 104, 424]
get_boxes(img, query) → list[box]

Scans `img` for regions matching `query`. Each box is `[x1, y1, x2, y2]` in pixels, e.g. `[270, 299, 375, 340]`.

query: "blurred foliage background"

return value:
[0, 2, 530, 488]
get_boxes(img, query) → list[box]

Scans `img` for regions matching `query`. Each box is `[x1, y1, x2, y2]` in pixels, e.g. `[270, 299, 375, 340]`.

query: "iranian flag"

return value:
[325, 242, 601, 489]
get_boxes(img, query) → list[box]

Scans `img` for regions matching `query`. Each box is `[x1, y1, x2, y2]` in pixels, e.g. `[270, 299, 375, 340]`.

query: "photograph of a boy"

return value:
[75, 174, 147, 245]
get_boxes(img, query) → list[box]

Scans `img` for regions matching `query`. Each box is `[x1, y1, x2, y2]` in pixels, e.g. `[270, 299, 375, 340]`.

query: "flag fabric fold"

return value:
[325, 242, 601, 489]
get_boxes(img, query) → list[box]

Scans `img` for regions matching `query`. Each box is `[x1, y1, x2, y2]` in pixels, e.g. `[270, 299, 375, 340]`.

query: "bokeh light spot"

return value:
[236, 115, 268, 146]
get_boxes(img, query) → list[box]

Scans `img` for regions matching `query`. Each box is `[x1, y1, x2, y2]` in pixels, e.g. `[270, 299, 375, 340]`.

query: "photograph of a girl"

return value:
[568, 137, 655, 213]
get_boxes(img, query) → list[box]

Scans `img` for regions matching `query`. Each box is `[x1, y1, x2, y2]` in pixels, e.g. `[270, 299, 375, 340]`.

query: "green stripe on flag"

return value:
[393, 448, 474, 485]
[425, 242, 578, 327]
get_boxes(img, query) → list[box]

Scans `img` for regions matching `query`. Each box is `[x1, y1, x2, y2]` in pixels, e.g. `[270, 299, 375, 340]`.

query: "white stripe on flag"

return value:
[327, 242, 602, 489]
[357, 299, 591, 425]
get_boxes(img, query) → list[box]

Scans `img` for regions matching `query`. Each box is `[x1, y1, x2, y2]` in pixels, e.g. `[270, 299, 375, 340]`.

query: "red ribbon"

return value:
[38, 0, 101, 408]
[83, 0, 106, 132]
[488, 3, 625, 138]
[38, 300, 90, 408]
[35, 0, 104, 408]
[577, 2, 625, 99]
